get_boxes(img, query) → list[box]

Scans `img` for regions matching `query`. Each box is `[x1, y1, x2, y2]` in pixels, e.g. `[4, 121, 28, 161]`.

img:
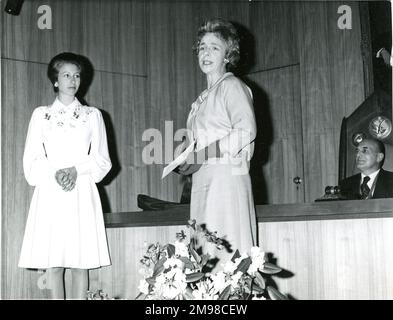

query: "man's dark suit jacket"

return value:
[339, 169, 393, 199]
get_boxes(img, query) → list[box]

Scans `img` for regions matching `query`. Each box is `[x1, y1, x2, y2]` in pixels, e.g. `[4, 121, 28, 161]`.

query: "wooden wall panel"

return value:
[145, 1, 192, 204]
[247, 65, 304, 204]
[2, 0, 146, 76]
[297, 1, 365, 201]
[1, 60, 53, 299]
[249, 1, 299, 72]
[258, 218, 393, 299]
[82, 71, 148, 213]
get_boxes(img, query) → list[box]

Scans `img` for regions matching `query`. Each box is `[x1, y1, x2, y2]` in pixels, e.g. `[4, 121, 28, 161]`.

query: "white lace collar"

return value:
[50, 97, 82, 112]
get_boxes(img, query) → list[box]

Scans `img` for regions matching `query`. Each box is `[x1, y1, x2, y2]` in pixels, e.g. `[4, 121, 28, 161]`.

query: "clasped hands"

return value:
[55, 166, 78, 191]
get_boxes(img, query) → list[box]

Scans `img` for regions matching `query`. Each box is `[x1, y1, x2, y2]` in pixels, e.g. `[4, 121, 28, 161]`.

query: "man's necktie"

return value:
[360, 176, 371, 199]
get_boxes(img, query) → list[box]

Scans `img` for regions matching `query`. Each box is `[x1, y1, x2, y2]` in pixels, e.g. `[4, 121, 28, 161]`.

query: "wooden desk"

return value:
[256, 199, 393, 300]
[95, 199, 393, 299]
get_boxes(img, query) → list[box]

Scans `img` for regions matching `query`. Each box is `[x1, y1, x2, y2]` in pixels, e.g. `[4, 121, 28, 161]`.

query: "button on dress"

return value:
[19, 98, 112, 269]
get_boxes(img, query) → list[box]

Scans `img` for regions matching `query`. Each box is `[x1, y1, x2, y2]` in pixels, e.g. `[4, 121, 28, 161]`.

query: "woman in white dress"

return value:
[178, 19, 257, 267]
[19, 52, 112, 299]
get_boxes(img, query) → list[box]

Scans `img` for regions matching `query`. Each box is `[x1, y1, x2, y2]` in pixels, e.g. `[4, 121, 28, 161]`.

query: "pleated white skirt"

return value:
[18, 174, 111, 269]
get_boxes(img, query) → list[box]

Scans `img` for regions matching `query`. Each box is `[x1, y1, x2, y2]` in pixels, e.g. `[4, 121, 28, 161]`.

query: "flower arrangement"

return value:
[86, 289, 114, 300]
[136, 220, 287, 300]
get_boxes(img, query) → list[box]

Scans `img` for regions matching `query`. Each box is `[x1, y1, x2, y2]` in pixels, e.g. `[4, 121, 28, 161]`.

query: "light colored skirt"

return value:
[18, 174, 111, 269]
[190, 162, 257, 267]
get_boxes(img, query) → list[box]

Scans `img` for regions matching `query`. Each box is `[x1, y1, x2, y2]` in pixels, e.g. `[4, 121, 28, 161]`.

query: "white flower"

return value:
[164, 257, 184, 269]
[153, 266, 187, 299]
[223, 260, 237, 274]
[247, 263, 259, 276]
[250, 246, 265, 260]
[138, 279, 150, 295]
[228, 271, 243, 288]
[210, 271, 229, 293]
[192, 279, 219, 300]
[138, 266, 153, 278]
[248, 256, 266, 276]
[174, 240, 189, 257]
[247, 247, 266, 276]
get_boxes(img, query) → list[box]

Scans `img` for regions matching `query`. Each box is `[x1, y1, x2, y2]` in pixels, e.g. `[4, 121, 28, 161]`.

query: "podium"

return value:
[339, 89, 392, 181]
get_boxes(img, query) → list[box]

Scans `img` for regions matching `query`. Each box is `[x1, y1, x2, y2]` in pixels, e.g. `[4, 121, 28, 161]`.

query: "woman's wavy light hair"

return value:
[194, 19, 240, 71]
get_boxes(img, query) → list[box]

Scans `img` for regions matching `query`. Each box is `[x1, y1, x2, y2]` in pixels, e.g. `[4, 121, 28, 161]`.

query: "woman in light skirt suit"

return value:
[178, 19, 257, 267]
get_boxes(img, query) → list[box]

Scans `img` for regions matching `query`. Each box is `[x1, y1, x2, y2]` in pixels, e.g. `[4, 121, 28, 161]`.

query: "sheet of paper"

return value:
[162, 142, 195, 179]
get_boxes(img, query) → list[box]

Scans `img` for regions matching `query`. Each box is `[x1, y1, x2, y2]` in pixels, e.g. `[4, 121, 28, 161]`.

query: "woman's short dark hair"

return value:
[194, 19, 240, 71]
[47, 52, 82, 92]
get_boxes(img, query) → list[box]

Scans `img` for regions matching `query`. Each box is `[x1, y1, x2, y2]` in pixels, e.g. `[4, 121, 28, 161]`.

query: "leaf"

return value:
[135, 292, 147, 300]
[200, 254, 210, 267]
[179, 257, 195, 270]
[183, 287, 195, 300]
[218, 285, 232, 300]
[231, 249, 241, 262]
[152, 257, 166, 277]
[267, 286, 288, 300]
[260, 263, 282, 274]
[235, 257, 252, 274]
[166, 244, 176, 258]
[251, 284, 264, 293]
[145, 277, 156, 286]
[185, 272, 205, 283]
[189, 246, 201, 264]
[255, 272, 266, 289]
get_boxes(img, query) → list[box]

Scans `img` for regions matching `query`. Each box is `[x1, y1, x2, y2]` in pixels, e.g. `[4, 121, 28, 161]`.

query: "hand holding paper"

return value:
[162, 141, 195, 179]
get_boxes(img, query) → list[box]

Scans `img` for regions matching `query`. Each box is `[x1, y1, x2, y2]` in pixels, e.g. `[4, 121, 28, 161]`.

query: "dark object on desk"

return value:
[315, 185, 344, 202]
[137, 194, 184, 211]
[137, 176, 192, 211]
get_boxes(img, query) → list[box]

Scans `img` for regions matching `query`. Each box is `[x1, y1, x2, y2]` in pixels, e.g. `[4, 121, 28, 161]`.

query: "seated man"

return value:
[339, 138, 393, 199]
